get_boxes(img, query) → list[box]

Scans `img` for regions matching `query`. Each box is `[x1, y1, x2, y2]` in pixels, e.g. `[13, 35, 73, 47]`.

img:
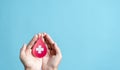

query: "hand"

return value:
[20, 33, 62, 70]
[20, 34, 42, 70]
[41, 33, 62, 70]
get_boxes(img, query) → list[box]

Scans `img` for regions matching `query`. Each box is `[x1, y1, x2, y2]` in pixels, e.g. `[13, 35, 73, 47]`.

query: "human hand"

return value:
[20, 33, 62, 70]
[41, 33, 62, 70]
[20, 34, 42, 70]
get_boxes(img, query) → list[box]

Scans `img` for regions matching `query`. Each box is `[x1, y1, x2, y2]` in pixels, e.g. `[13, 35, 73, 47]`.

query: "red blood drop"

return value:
[32, 37, 47, 58]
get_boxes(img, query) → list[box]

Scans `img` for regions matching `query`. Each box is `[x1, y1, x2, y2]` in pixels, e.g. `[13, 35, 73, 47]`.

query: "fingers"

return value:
[43, 33, 62, 56]
[27, 34, 38, 49]
[43, 33, 55, 55]
[38, 33, 43, 39]
[43, 33, 54, 45]
[53, 43, 62, 56]
[20, 44, 27, 58]
[21, 33, 62, 56]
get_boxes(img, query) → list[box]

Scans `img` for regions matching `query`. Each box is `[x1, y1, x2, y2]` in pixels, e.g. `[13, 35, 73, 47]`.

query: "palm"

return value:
[23, 49, 42, 68]
[42, 54, 61, 70]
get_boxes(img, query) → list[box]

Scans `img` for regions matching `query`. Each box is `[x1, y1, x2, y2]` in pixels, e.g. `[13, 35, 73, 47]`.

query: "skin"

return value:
[20, 33, 62, 70]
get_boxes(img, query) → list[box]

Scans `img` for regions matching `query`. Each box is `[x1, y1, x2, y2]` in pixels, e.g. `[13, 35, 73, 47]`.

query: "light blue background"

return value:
[0, 0, 120, 70]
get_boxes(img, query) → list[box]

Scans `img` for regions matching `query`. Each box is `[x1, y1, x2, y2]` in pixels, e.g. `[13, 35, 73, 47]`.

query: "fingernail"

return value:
[35, 34, 38, 38]
[38, 33, 41, 38]
[43, 32, 46, 34]
[43, 32, 47, 36]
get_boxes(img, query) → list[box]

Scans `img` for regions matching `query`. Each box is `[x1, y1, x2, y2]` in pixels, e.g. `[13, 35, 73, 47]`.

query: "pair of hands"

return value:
[20, 33, 62, 70]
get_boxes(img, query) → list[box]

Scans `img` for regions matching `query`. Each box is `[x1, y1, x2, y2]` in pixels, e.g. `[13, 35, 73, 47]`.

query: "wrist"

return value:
[25, 67, 41, 70]
[47, 67, 58, 70]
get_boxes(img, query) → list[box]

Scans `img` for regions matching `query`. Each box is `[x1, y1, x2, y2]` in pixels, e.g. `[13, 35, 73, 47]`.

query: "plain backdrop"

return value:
[0, 0, 120, 70]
